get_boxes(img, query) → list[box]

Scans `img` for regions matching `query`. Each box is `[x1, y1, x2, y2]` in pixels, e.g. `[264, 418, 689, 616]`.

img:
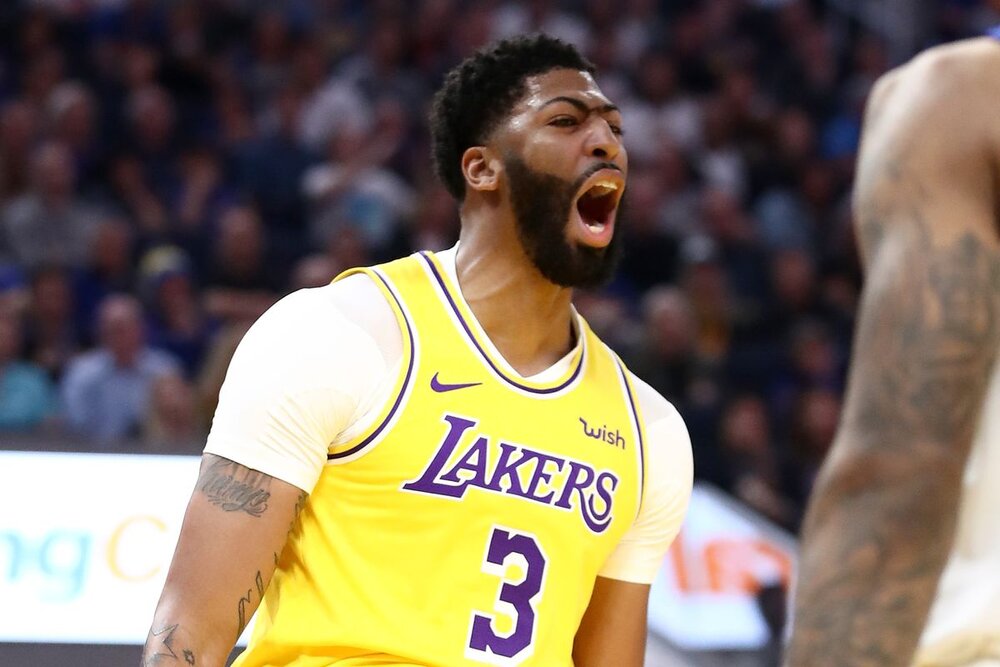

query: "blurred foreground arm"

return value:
[785, 40, 1000, 666]
[141, 454, 306, 666]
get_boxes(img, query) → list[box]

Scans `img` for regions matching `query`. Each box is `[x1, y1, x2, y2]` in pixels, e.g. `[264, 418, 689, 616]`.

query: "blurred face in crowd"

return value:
[150, 372, 199, 440]
[50, 83, 96, 148]
[292, 254, 339, 290]
[216, 206, 264, 274]
[91, 218, 133, 277]
[772, 249, 816, 310]
[643, 287, 696, 358]
[490, 68, 628, 288]
[1, 100, 37, 157]
[721, 396, 771, 455]
[129, 86, 175, 149]
[792, 323, 837, 379]
[31, 142, 75, 201]
[32, 268, 73, 324]
[797, 389, 841, 458]
[99, 296, 145, 367]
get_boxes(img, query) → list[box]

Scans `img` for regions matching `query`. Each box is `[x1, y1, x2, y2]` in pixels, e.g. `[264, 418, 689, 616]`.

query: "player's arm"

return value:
[142, 456, 306, 667]
[786, 39, 1000, 667]
[574, 379, 693, 665]
[142, 277, 400, 667]
[573, 577, 651, 666]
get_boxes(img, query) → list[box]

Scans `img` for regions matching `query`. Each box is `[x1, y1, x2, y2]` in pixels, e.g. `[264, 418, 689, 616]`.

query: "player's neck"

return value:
[455, 224, 575, 378]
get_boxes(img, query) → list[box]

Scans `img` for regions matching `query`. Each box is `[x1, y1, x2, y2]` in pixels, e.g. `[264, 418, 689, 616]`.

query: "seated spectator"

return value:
[170, 146, 237, 262]
[230, 83, 315, 260]
[628, 285, 699, 405]
[139, 245, 217, 378]
[1, 141, 101, 270]
[60, 294, 179, 444]
[0, 307, 56, 432]
[105, 152, 170, 239]
[73, 215, 136, 344]
[0, 99, 39, 201]
[290, 253, 340, 290]
[143, 370, 203, 453]
[786, 388, 841, 508]
[23, 265, 82, 379]
[717, 394, 798, 529]
[406, 184, 460, 254]
[47, 81, 103, 190]
[202, 205, 282, 325]
[617, 167, 680, 292]
[301, 108, 415, 259]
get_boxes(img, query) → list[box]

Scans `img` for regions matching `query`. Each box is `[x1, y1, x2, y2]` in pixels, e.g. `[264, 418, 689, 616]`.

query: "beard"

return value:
[503, 154, 625, 289]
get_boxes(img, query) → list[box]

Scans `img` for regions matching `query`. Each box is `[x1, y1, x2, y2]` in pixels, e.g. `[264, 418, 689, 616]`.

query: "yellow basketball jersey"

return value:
[234, 251, 648, 666]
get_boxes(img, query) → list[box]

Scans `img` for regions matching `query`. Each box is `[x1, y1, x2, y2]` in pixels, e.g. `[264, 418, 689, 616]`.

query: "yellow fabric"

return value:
[234, 252, 647, 666]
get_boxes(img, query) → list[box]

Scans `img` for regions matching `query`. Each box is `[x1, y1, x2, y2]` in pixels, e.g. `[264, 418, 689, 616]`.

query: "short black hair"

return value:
[430, 34, 595, 200]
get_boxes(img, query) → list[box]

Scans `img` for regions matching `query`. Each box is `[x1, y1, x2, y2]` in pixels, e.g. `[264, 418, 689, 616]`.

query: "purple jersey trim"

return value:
[327, 268, 416, 461]
[418, 251, 584, 395]
[616, 357, 645, 514]
[989, 25, 1000, 40]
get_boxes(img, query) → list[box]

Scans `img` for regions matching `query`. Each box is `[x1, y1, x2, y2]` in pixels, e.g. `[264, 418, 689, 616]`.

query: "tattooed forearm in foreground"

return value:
[786, 161, 1000, 666]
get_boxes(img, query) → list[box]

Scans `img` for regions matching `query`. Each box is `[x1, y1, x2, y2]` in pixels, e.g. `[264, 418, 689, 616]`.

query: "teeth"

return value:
[585, 220, 606, 233]
[588, 180, 619, 197]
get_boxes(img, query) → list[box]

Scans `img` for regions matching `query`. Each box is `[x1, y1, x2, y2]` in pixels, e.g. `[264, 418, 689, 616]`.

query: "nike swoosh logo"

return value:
[430, 372, 482, 393]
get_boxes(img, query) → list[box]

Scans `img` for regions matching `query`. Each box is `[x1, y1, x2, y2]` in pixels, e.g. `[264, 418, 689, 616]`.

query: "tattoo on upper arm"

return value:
[288, 491, 307, 535]
[197, 457, 272, 517]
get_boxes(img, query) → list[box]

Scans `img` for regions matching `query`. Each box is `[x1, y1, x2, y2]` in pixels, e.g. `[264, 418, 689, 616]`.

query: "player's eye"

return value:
[608, 123, 624, 137]
[550, 116, 579, 128]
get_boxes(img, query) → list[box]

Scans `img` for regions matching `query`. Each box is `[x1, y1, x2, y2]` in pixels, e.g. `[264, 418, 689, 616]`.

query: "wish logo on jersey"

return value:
[402, 414, 619, 533]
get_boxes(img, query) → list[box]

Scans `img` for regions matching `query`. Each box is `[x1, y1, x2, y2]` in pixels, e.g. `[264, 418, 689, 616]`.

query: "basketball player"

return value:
[785, 36, 1000, 666]
[142, 35, 693, 667]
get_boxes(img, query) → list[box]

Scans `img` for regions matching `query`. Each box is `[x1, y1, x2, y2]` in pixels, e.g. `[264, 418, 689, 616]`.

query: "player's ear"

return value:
[461, 146, 501, 193]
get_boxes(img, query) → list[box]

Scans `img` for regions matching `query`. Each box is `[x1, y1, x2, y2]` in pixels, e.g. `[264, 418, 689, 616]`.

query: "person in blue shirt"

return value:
[0, 307, 55, 432]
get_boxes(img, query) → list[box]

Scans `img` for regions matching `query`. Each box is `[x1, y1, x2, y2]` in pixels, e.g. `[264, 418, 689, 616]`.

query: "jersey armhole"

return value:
[326, 266, 418, 464]
[612, 351, 649, 525]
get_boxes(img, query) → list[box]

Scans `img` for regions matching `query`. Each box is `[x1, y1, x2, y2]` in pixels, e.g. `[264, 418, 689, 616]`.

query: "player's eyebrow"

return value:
[540, 95, 619, 115]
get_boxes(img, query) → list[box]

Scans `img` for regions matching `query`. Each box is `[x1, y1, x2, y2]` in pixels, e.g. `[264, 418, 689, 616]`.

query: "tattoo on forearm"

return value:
[236, 570, 266, 640]
[788, 155, 1000, 666]
[143, 623, 195, 665]
[198, 456, 271, 517]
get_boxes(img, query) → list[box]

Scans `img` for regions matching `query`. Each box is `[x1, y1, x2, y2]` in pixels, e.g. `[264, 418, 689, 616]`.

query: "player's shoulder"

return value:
[625, 370, 694, 483]
[237, 274, 400, 364]
[625, 369, 686, 436]
[871, 37, 1000, 119]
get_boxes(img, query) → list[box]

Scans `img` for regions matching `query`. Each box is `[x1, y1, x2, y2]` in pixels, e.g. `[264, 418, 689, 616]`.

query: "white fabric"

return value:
[918, 360, 1000, 664]
[204, 286, 390, 492]
[203, 246, 693, 584]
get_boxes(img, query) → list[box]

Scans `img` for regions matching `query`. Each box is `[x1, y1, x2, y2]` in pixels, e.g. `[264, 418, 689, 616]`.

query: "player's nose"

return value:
[585, 120, 621, 162]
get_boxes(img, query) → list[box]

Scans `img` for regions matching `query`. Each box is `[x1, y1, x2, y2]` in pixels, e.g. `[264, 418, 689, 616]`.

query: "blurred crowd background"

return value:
[0, 0, 995, 535]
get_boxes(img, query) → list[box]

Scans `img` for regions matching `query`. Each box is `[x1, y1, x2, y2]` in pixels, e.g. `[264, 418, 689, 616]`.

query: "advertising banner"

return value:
[648, 483, 797, 651]
[1, 451, 795, 653]
[0, 451, 200, 644]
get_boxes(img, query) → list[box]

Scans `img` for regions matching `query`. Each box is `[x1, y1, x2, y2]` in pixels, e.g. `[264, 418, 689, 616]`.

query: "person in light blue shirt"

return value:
[0, 308, 55, 431]
[60, 293, 179, 443]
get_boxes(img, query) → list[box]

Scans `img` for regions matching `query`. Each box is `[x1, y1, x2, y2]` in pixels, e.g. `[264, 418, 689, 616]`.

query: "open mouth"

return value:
[574, 173, 624, 244]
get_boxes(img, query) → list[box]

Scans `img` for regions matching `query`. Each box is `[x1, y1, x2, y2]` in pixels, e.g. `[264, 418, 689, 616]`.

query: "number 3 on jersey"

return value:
[466, 526, 548, 666]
